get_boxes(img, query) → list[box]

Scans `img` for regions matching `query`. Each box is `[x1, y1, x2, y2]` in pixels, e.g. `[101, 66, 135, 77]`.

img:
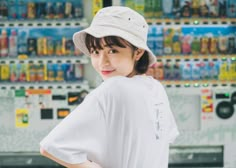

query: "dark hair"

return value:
[85, 34, 149, 74]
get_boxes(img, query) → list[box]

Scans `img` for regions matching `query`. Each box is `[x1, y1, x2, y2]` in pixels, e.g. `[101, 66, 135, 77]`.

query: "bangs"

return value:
[85, 34, 134, 51]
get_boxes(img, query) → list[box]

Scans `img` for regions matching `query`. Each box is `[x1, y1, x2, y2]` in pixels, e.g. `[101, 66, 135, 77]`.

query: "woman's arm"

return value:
[40, 148, 102, 168]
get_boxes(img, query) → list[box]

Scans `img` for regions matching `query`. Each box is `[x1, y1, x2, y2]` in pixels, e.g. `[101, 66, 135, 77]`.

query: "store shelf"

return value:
[0, 55, 89, 64]
[147, 18, 236, 25]
[161, 80, 236, 87]
[0, 18, 89, 27]
[157, 54, 236, 60]
[0, 80, 90, 90]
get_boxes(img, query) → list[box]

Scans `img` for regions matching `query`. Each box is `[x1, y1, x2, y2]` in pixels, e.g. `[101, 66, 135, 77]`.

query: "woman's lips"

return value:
[101, 70, 115, 75]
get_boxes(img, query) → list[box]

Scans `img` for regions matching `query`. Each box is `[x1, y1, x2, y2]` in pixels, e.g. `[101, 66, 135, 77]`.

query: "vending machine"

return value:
[166, 85, 236, 168]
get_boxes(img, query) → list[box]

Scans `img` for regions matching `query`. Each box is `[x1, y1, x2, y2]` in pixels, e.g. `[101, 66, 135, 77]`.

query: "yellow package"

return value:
[0, 64, 10, 81]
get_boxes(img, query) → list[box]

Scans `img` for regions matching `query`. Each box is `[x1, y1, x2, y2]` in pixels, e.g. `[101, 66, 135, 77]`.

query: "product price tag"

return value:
[15, 109, 29, 128]
[18, 54, 28, 60]
[201, 89, 213, 113]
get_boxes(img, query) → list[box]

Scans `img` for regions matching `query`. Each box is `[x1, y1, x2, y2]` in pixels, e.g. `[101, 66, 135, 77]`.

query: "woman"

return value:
[40, 6, 179, 168]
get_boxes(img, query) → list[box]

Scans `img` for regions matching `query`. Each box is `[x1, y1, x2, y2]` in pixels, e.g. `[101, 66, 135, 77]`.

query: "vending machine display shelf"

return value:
[157, 55, 236, 60]
[0, 80, 90, 90]
[0, 18, 88, 28]
[162, 80, 236, 88]
[0, 55, 89, 64]
[147, 18, 236, 25]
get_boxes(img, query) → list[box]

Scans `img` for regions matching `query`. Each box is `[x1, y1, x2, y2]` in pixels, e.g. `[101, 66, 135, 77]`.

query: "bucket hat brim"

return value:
[73, 25, 156, 66]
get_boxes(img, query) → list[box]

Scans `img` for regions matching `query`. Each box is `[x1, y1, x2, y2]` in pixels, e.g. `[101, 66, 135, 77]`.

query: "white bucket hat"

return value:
[73, 6, 156, 66]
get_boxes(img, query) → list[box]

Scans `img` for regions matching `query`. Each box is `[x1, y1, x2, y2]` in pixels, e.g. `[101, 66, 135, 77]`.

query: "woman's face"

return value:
[90, 38, 137, 80]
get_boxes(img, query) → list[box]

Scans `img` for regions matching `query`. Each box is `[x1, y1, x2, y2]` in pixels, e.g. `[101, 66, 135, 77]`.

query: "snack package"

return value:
[227, 0, 236, 18]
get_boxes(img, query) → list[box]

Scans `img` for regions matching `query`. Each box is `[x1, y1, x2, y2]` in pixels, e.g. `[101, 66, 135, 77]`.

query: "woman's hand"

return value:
[40, 148, 103, 168]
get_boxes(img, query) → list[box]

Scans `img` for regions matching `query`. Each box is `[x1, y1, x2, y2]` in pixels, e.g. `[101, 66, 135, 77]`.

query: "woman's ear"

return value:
[135, 49, 145, 61]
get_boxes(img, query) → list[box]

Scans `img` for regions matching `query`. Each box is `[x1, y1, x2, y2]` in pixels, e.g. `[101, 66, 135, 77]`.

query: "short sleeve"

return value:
[158, 82, 179, 144]
[40, 93, 106, 164]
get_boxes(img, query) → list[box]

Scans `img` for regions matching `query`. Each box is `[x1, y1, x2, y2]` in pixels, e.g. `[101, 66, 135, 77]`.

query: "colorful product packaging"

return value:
[162, 0, 173, 17]
[181, 60, 192, 80]
[173, 59, 182, 80]
[19, 63, 27, 82]
[172, 28, 181, 54]
[144, 0, 153, 18]
[18, 29, 28, 55]
[27, 38, 37, 56]
[191, 60, 201, 80]
[36, 2, 46, 19]
[148, 24, 163, 55]
[154, 60, 164, 80]
[192, 0, 200, 17]
[10, 64, 18, 82]
[218, 58, 228, 80]
[191, 36, 201, 55]
[55, 64, 64, 82]
[199, 0, 209, 17]
[0, 1, 8, 20]
[36, 63, 45, 82]
[218, 0, 227, 17]
[163, 27, 174, 54]
[54, 2, 64, 19]
[18, 0, 27, 19]
[134, 0, 145, 15]
[72, 0, 83, 18]
[181, 35, 192, 55]
[65, 2, 73, 18]
[228, 36, 236, 54]
[208, 59, 220, 80]
[164, 60, 173, 80]
[8, 0, 17, 19]
[0, 29, 8, 57]
[199, 59, 209, 80]
[0, 64, 10, 81]
[200, 37, 209, 55]
[9, 29, 18, 57]
[218, 36, 228, 54]
[27, 2, 36, 19]
[172, 0, 181, 18]
[227, 0, 236, 18]
[208, 0, 219, 17]
[209, 37, 218, 54]
[180, 0, 192, 17]
[228, 58, 236, 80]
[153, 0, 162, 17]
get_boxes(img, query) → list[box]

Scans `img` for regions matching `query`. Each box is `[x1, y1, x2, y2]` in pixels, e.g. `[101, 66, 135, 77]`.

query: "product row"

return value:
[146, 58, 236, 81]
[148, 25, 236, 55]
[0, 0, 83, 20]
[123, 0, 236, 18]
[0, 28, 83, 57]
[0, 63, 84, 82]
[1, 26, 236, 58]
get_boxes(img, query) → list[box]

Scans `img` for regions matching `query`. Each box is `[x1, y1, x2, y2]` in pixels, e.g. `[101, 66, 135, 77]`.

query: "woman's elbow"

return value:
[40, 147, 47, 156]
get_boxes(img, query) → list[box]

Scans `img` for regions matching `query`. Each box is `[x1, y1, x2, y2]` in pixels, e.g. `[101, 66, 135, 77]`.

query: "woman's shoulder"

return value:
[93, 75, 166, 97]
[100, 76, 128, 88]
[88, 76, 126, 96]
[99, 75, 164, 90]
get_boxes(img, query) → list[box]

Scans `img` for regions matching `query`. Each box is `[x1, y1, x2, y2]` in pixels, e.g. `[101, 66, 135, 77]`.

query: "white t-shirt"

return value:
[40, 75, 179, 168]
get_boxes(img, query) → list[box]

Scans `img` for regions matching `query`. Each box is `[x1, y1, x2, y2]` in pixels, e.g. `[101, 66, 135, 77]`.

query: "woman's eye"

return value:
[108, 49, 118, 54]
[90, 50, 99, 55]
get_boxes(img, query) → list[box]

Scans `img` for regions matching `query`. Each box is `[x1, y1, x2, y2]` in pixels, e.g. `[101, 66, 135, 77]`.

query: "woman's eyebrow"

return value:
[103, 44, 116, 48]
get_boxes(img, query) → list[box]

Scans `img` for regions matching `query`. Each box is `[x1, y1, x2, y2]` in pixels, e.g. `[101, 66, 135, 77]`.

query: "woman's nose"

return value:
[99, 52, 110, 66]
